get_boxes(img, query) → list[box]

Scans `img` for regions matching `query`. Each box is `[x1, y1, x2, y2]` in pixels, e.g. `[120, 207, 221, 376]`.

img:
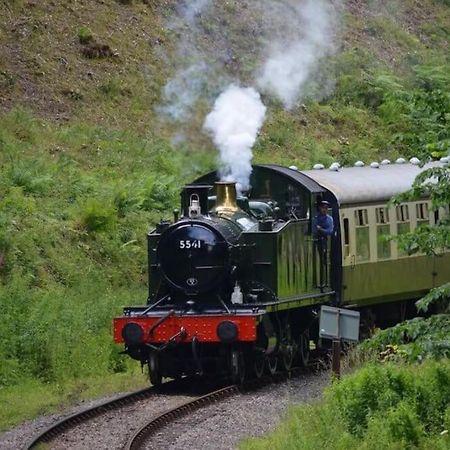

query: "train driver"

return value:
[313, 200, 334, 237]
[313, 200, 333, 289]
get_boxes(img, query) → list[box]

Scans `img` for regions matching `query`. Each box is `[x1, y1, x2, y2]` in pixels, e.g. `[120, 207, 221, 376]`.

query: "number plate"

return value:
[178, 240, 202, 249]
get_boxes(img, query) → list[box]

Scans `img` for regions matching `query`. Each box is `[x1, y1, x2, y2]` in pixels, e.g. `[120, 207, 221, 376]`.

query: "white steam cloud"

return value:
[257, 0, 339, 109]
[180, 0, 212, 25]
[203, 85, 266, 192]
[158, 0, 215, 121]
[158, 0, 341, 189]
[160, 62, 210, 121]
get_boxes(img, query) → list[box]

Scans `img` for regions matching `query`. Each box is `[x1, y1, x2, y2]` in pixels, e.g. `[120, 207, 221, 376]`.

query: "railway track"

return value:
[26, 356, 327, 450]
[25, 379, 191, 450]
[125, 384, 240, 450]
[125, 359, 325, 450]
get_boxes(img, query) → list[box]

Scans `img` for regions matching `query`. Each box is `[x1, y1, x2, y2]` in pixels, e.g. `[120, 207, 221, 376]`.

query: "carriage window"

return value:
[376, 207, 389, 224]
[376, 207, 391, 259]
[396, 204, 409, 222]
[416, 202, 429, 227]
[355, 209, 370, 262]
[396, 205, 410, 256]
[356, 209, 368, 226]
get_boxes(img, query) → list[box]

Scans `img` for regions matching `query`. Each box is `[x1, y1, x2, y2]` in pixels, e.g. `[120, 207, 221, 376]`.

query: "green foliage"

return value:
[77, 27, 93, 44]
[377, 66, 450, 159]
[79, 199, 116, 232]
[333, 50, 450, 160]
[416, 283, 450, 313]
[0, 109, 211, 429]
[360, 315, 450, 363]
[332, 362, 450, 438]
[241, 361, 450, 450]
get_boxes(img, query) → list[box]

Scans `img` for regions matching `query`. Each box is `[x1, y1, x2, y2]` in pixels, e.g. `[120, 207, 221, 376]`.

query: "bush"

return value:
[78, 27, 93, 44]
[79, 199, 116, 232]
[360, 315, 450, 362]
[241, 360, 450, 450]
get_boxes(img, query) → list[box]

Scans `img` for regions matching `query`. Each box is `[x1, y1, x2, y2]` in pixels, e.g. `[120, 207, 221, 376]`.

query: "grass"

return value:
[0, 109, 214, 430]
[0, 372, 147, 432]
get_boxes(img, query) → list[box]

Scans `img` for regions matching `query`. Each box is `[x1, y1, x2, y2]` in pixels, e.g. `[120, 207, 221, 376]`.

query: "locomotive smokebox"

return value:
[214, 181, 239, 215]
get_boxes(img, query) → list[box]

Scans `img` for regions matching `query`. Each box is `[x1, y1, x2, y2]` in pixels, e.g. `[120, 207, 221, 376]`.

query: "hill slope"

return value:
[0, 0, 449, 430]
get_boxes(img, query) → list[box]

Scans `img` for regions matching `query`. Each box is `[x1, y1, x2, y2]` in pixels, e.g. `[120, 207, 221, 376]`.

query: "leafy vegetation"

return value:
[360, 314, 450, 362]
[241, 361, 450, 450]
[77, 27, 93, 44]
[0, 110, 214, 430]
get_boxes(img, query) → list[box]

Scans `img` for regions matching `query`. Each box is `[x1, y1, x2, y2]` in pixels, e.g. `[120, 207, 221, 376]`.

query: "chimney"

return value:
[213, 181, 239, 215]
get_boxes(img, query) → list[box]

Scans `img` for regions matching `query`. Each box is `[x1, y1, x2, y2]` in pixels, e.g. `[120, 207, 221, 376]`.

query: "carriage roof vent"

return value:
[370, 162, 380, 168]
[440, 156, 449, 164]
[381, 159, 391, 165]
[329, 162, 340, 171]
[354, 161, 365, 167]
[289, 165, 299, 171]
[395, 157, 406, 164]
[313, 163, 325, 170]
[410, 157, 420, 165]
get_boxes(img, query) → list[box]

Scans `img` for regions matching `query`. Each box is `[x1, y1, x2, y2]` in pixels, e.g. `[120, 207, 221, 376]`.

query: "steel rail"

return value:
[25, 380, 183, 450]
[125, 384, 240, 450]
[25, 355, 327, 450]
[125, 358, 325, 450]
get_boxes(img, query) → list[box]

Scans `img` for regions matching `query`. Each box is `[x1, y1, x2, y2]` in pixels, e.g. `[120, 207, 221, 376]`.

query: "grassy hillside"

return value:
[0, 0, 450, 430]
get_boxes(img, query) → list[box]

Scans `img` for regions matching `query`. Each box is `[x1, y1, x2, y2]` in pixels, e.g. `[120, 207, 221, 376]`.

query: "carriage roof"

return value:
[299, 162, 442, 205]
[195, 162, 443, 207]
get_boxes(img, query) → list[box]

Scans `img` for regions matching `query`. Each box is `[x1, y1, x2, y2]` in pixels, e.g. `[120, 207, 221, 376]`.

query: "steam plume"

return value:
[257, 0, 339, 109]
[203, 85, 266, 192]
[158, 0, 341, 189]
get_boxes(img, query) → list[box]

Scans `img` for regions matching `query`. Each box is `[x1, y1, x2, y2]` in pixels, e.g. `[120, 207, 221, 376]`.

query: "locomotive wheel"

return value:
[148, 352, 162, 387]
[230, 350, 246, 385]
[281, 342, 294, 371]
[252, 351, 265, 379]
[266, 354, 278, 375]
[297, 330, 310, 367]
[280, 325, 295, 371]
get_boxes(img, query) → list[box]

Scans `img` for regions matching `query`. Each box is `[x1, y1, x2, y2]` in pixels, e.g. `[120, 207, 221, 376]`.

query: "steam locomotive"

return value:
[113, 162, 450, 384]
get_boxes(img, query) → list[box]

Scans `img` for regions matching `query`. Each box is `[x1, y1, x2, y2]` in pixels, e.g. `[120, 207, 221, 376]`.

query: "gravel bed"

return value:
[148, 370, 330, 450]
[0, 371, 330, 450]
[50, 393, 193, 450]
[0, 391, 133, 450]
[0, 389, 192, 450]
